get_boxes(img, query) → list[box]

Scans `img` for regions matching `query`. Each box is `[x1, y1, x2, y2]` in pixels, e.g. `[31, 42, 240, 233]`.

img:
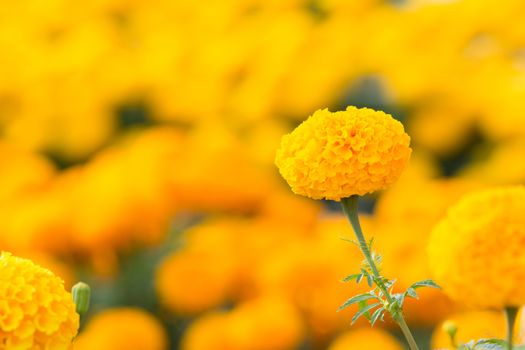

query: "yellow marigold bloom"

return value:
[328, 328, 404, 350]
[428, 186, 525, 308]
[73, 308, 167, 350]
[0, 252, 79, 349]
[275, 106, 411, 200]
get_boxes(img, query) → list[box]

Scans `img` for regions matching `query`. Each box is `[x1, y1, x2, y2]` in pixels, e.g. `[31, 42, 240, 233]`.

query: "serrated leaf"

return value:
[406, 287, 418, 299]
[410, 279, 440, 289]
[338, 293, 377, 312]
[342, 273, 362, 283]
[351, 302, 380, 325]
[370, 307, 384, 326]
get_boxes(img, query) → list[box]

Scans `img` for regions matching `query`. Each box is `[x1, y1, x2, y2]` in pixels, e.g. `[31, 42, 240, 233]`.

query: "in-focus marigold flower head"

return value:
[0, 252, 79, 349]
[428, 185, 525, 308]
[275, 106, 411, 200]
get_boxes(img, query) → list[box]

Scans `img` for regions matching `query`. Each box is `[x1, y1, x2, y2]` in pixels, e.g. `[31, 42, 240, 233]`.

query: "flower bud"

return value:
[72, 282, 91, 316]
[442, 320, 458, 340]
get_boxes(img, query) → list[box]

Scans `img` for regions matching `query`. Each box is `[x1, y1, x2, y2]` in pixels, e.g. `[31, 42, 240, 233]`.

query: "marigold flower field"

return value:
[1, 1, 525, 349]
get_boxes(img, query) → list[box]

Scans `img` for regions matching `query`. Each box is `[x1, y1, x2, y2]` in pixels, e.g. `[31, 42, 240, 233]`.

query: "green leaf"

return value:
[351, 302, 380, 325]
[474, 338, 507, 349]
[358, 300, 371, 321]
[406, 287, 418, 299]
[370, 307, 384, 326]
[338, 293, 377, 312]
[459, 340, 476, 350]
[410, 279, 440, 289]
[365, 273, 373, 287]
[360, 269, 373, 287]
[356, 274, 364, 284]
[342, 273, 362, 283]
[340, 237, 358, 246]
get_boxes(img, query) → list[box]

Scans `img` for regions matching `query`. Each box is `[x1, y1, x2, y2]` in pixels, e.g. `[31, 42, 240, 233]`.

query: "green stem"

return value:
[341, 195, 420, 350]
[505, 306, 519, 350]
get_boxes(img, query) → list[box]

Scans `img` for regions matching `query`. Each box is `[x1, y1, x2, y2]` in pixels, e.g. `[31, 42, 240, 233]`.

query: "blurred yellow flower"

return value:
[0, 252, 79, 349]
[461, 140, 525, 185]
[226, 295, 305, 350]
[428, 185, 525, 308]
[180, 312, 233, 350]
[181, 295, 304, 350]
[328, 328, 404, 350]
[275, 106, 411, 200]
[0, 141, 55, 201]
[73, 308, 167, 350]
[167, 123, 273, 213]
[155, 247, 237, 315]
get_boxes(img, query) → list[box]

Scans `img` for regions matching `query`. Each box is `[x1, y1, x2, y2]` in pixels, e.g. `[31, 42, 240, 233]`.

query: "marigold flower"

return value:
[0, 252, 79, 349]
[275, 106, 411, 200]
[428, 186, 525, 308]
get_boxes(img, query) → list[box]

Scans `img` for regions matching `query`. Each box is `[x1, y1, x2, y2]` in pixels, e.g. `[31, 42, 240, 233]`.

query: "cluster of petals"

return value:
[0, 252, 79, 349]
[275, 106, 411, 200]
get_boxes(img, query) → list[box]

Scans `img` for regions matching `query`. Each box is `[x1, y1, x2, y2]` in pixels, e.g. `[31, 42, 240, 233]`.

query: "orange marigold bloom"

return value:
[0, 252, 79, 349]
[428, 185, 525, 308]
[275, 106, 411, 200]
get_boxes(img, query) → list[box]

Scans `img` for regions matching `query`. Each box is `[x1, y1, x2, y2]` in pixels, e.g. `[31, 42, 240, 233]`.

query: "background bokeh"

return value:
[2, 0, 525, 349]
